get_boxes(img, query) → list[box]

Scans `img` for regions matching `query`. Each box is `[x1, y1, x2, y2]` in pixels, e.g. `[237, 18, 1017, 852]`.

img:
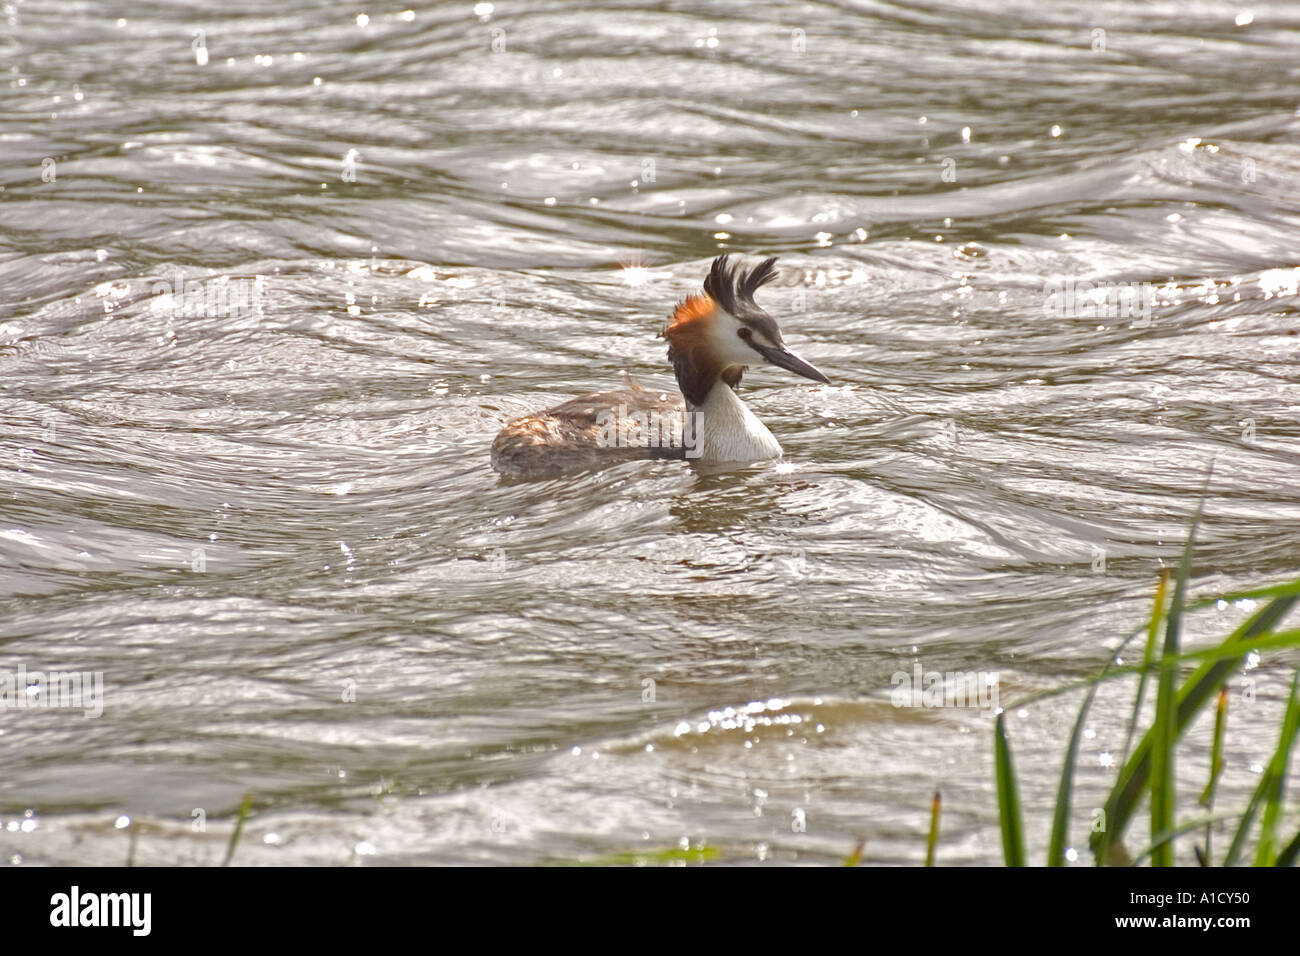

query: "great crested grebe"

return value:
[490, 254, 830, 479]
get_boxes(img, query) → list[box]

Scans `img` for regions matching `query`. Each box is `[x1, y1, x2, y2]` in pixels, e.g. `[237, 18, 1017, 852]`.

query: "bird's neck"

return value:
[688, 380, 782, 463]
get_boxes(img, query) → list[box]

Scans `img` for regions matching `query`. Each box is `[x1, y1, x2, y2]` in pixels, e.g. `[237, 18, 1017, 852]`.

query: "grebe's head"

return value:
[663, 254, 830, 406]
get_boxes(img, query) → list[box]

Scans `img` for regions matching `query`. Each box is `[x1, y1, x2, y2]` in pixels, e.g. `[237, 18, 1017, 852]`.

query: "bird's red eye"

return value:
[737, 326, 752, 340]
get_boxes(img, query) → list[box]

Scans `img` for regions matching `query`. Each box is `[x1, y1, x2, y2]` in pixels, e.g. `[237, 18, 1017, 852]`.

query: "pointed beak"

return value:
[755, 343, 830, 384]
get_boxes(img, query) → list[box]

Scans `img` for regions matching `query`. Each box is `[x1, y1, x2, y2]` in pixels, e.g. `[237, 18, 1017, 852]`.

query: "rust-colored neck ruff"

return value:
[664, 294, 743, 407]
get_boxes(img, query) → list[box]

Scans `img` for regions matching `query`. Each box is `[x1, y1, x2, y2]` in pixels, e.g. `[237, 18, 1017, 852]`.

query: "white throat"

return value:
[693, 381, 782, 463]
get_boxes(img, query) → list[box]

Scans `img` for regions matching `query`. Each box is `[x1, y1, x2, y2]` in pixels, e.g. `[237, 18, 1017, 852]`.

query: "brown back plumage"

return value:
[490, 383, 686, 479]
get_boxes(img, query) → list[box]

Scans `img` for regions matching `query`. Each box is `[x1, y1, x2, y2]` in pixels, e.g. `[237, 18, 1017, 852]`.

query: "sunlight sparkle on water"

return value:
[620, 264, 649, 288]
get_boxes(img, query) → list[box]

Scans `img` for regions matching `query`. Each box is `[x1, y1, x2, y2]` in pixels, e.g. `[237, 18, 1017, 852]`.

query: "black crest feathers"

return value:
[703, 254, 779, 319]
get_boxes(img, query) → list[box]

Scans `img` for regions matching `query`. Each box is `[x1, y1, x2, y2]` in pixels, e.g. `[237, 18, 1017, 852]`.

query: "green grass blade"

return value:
[1123, 569, 1170, 764]
[1185, 577, 1300, 612]
[1198, 688, 1229, 864]
[925, 791, 940, 867]
[1089, 593, 1297, 863]
[1148, 485, 1205, 867]
[1047, 680, 1099, 867]
[221, 792, 253, 867]
[1165, 600, 1298, 727]
[1003, 622, 1300, 718]
[1275, 828, 1300, 867]
[1127, 810, 1246, 866]
[1222, 667, 1300, 867]
[1200, 688, 1228, 808]
[1252, 669, 1300, 866]
[561, 844, 721, 866]
[843, 839, 865, 867]
[995, 712, 1026, 867]
[1218, 669, 1300, 867]
[1005, 621, 1300, 714]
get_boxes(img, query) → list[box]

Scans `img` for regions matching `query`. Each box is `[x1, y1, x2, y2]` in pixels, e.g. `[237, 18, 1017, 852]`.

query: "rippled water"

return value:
[3, 0, 1300, 865]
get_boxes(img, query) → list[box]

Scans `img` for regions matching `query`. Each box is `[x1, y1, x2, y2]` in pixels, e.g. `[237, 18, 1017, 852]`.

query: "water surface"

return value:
[3, 0, 1300, 864]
